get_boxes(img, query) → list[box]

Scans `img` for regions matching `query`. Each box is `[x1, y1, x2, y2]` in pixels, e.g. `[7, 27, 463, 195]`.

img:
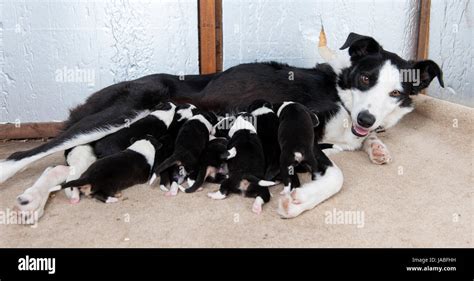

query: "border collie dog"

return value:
[0, 33, 443, 217]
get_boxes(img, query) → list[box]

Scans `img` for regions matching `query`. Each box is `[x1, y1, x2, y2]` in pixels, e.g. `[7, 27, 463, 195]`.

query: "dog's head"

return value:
[338, 33, 444, 137]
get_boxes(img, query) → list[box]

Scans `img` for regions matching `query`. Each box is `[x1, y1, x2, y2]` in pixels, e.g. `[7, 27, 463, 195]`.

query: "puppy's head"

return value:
[338, 33, 444, 137]
[175, 103, 197, 122]
[248, 99, 274, 115]
[150, 102, 176, 128]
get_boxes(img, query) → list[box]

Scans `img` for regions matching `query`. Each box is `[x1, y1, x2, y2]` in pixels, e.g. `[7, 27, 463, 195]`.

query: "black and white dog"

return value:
[92, 102, 176, 158]
[59, 136, 161, 203]
[208, 115, 276, 214]
[248, 100, 281, 181]
[150, 111, 217, 195]
[0, 33, 443, 217]
[185, 137, 229, 193]
[276, 101, 321, 195]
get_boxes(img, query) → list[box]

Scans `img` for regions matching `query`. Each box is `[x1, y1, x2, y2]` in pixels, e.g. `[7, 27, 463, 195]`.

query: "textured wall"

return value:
[0, 0, 198, 123]
[222, 0, 420, 69]
[428, 0, 472, 107]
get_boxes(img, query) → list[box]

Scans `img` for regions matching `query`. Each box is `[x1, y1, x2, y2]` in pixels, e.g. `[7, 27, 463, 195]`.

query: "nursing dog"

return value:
[150, 111, 218, 195]
[207, 115, 275, 214]
[1, 33, 443, 218]
[58, 137, 160, 203]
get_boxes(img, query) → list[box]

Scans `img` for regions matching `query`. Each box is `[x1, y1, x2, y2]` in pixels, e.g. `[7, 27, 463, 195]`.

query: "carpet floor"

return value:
[0, 95, 472, 247]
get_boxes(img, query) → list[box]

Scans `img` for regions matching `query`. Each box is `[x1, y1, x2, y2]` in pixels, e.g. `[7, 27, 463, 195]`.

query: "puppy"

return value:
[151, 111, 218, 195]
[59, 136, 161, 203]
[248, 99, 280, 180]
[150, 103, 197, 191]
[185, 137, 229, 193]
[93, 102, 176, 158]
[276, 101, 320, 194]
[207, 114, 276, 214]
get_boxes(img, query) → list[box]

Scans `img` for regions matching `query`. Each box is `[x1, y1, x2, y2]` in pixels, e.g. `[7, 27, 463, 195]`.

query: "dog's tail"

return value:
[50, 177, 90, 192]
[149, 152, 182, 185]
[243, 174, 277, 187]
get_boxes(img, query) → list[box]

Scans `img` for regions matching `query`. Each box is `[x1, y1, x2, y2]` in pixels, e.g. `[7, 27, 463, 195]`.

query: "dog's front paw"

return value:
[368, 142, 392, 165]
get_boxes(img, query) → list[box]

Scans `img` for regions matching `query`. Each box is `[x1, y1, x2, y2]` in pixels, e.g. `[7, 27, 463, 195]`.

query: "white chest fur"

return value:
[321, 104, 365, 151]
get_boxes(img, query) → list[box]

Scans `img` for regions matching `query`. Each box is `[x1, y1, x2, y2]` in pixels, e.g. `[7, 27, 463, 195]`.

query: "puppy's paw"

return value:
[105, 197, 119, 203]
[159, 185, 169, 192]
[207, 190, 226, 200]
[252, 197, 264, 214]
[368, 142, 392, 165]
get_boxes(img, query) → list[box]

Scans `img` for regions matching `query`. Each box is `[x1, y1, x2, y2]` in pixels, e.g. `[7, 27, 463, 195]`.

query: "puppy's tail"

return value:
[149, 153, 181, 185]
[52, 178, 90, 191]
[243, 174, 277, 187]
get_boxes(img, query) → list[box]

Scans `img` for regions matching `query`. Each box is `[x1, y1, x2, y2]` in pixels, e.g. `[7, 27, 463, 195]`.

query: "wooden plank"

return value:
[416, 0, 431, 95]
[417, 0, 431, 61]
[199, 0, 217, 74]
[215, 0, 223, 72]
[198, 0, 223, 74]
[0, 122, 64, 140]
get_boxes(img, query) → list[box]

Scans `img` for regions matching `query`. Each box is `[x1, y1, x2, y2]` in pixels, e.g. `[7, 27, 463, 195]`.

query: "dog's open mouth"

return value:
[351, 124, 370, 137]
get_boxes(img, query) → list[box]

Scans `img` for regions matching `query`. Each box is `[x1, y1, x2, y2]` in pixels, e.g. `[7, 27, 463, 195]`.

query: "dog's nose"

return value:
[357, 110, 376, 128]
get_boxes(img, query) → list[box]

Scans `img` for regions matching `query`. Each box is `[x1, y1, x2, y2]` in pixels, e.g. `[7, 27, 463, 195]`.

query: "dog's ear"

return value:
[153, 102, 171, 110]
[340, 33, 381, 59]
[273, 102, 283, 116]
[129, 137, 137, 144]
[410, 60, 444, 93]
[306, 109, 320, 127]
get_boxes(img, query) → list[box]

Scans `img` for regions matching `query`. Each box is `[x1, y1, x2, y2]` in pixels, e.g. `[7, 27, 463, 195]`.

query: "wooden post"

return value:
[417, 0, 431, 61]
[198, 0, 223, 74]
[0, 122, 64, 140]
[416, 0, 431, 94]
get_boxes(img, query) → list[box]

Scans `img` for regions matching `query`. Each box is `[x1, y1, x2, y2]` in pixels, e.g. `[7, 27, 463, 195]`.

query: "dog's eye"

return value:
[390, 90, 401, 97]
[359, 75, 370, 85]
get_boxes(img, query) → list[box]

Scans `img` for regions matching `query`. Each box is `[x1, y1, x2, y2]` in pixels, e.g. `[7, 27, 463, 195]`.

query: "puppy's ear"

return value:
[310, 112, 320, 127]
[220, 151, 231, 160]
[340, 33, 381, 59]
[273, 102, 283, 116]
[154, 142, 163, 150]
[153, 102, 172, 111]
[410, 60, 444, 93]
[306, 109, 320, 127]
[130, 137, 137, 145]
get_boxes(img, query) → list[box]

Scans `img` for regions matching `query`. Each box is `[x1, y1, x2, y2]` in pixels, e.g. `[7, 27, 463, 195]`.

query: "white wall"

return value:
[223, 0, 472, 107]
[223, 0, 420, 69]
[428, 0, 472, 107]
[0, 0, 199, 123]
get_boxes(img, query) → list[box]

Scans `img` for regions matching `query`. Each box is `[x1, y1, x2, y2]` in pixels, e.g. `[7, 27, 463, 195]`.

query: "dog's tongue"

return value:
[353, 125, 369, 136]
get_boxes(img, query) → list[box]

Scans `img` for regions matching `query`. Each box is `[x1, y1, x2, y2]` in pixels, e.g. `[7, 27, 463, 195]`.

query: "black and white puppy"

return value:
[276, 101, 320, 195]
[207, 115, 275, 214]
[248, 99, 281, 180]
[150, 103, 197, 191]
[151, 111, 218, 196]
[93, 102, 176, 158]
[185, 137, 229, 193]
[59, 136, 161, 203]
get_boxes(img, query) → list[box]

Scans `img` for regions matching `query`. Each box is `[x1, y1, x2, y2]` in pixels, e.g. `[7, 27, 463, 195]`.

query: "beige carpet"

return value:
[0, 95, 472, 248]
